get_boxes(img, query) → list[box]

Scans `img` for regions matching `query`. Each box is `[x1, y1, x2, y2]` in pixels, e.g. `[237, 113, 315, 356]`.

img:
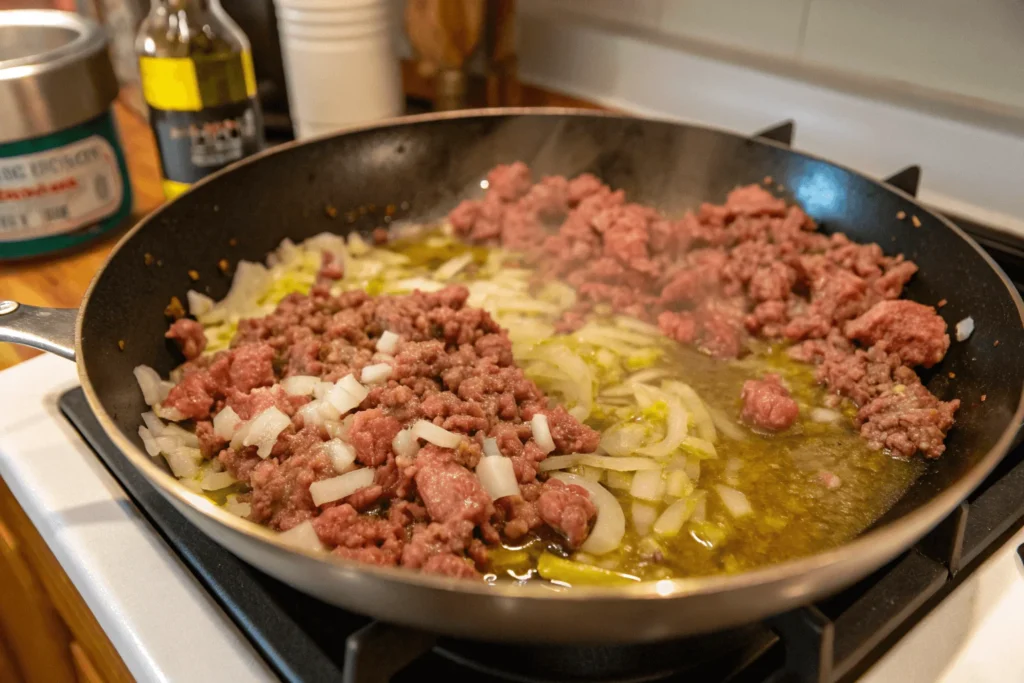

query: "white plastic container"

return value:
[272, 0, 403, 139]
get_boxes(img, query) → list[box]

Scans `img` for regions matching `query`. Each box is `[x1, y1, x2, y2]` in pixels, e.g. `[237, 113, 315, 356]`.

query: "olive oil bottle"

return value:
[135, 0, 265, 199]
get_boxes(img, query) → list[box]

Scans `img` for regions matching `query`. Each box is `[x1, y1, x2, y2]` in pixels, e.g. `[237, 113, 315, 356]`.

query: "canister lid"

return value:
[0, 10, 120, 145]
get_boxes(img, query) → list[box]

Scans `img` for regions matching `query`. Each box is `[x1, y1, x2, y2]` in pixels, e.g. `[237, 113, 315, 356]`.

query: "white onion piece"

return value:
[181, 478, 203, 494]
[549, 473, 625, 555]
[579, 466, 604, 482]
[312, 381, 333, 400]
[230, 420, 252, 450]
[186, 289, 215, 316]
[482, 437, 501, 457]
[411, 419, 462, 448]
[154, 434, 181, 455]
[476, 456, 520, 501]
[682, 435, 717, 459]
[243, 406, 291, 458]
[630, 470, 666, 502]
[392, 429, 419, 459]
[605, 470, 633, 490]
[539, 454, 662, 472]
[666, 470, 694, 498]
[360, 363, 393, 384]
[691, 492, 708, 523]
[531, 414, 556, 454]
[282, 375, 320, 396]
[162, 422, 200, 448]
[810, 407, 842, 424]
[326, 382, 363, 415]
[598, 423, 646, 456]
[662, 380, 717, 444]
[339, 374, 369, 402]
[435, 252, 474, 281]
[141, 411, 165, 436]
[376, 330, 400, 354]
[685, 457, 701, 483]
[224, 495, 251, 518]
[631, 501, 658, 536]
[139, 426, 160, 456]
[278, 520, 324, 552]
[716, 485, 753, 517]
[201, 470, 237, 491]
[708, 407, 748, 441]
[654, 497, 697, 537]
[956, 316, 974, 342]
[309, 468, 375, 506]
[134, 365, 165, 406]
[537, 454, 581, 472]
[153, 404, 187, 422]
[296, 401, 326, 428]
[637, 397, 688, 458]
[324, 439, 357, 473]
[165, 446, 201, 478]
[213, 407, 242, 440]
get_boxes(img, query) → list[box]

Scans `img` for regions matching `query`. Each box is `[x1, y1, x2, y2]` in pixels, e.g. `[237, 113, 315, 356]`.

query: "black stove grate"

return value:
[58, 119, 1024, 682]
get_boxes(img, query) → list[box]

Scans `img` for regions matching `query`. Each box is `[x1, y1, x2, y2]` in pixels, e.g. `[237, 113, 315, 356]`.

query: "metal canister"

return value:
[0, 10, 132, 260]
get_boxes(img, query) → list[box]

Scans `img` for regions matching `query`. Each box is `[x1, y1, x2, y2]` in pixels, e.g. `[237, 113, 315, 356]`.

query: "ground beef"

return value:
[162, 285, 601, 578]
[166, 318, 206, 360]
[740, 374, 800, 432]
[450, 164, 959, 459]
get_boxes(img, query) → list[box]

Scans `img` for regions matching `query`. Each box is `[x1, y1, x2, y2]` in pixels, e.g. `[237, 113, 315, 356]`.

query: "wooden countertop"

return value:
[0, 99, 165, 371]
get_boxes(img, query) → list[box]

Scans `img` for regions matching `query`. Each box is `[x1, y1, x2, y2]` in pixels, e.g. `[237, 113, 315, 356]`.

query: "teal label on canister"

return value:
[0, 110, 132, 260]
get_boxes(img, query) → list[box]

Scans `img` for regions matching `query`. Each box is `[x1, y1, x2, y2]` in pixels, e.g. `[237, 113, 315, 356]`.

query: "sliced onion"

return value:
[224, 495, 251, 518]
[666, 470, 694, 498]
[810, 407, 842, 424]
[691, 491, 708, 523]
[579, 466, 604, 482]
[708, 407, 748, 441]
[309, 468, 375, 506]
[324, 439, 357, 473]
[186, 289, 215, 316]
[716, 485, 752, 517]
[632, 501, 658, 536]
[162, 422, 200, 448]
[549, 473, 625, 555]
[392, 428, 420, 459]
[682, 435, 717, 459]
[376, 330, 400, 354]
[411, 419, 462, 448]
[654, 497, 697, 537]
[134, 365, 166, 406]
[537, 454, 581, 472]
[201, 470, 237, 491]
[662, 380, 717, 444]
[434, 252, 474, 280]
[531, 414, 556, 454]
[955, 316, 974, 342]
[599, 423, 647, 456]
[165, 446, 201, 478]
[213, 407, 242, 440]
[605, 470, 633, 490]
[141, 411, 165, 437]
[278, 520, 324, 552]
[476, 456, 520, 500]
[139, 426, 160, 456]
[482, 437, 501, 457]
[243, 406, 291, 458]
[154, 434, 181, 455]
[541, 454, 663, 472]
[638, 397, 688, 458]
[282, 375, 320, 396]
[630, 469, 666, 502]
[360, 363, 393, 384]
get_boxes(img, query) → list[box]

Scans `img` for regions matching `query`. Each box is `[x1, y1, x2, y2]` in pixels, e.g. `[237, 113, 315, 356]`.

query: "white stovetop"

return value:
[0, 353, 1022, 683]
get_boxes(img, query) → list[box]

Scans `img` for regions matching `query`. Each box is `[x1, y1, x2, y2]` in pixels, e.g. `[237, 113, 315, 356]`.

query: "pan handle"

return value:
[0, 301, 76, 361]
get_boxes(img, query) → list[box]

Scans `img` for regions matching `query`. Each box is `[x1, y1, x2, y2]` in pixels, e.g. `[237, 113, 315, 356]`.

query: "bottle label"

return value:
[140, 52, 263, 198]
[0, 135, 124, 243]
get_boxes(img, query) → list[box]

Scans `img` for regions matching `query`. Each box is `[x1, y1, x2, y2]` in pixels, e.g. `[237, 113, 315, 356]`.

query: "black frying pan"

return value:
[2, 109, 1022, 643]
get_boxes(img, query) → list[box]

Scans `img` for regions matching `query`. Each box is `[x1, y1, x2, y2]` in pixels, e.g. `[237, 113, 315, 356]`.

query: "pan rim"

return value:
[77, 107, 1024, 605]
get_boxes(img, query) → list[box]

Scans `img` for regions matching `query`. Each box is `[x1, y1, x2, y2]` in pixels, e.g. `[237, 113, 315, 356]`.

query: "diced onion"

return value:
[201, 470, 237, 491]
[165, 446, 201, 478]
[186, 289, 215, 316]
[955, 316, 974, 342]
[278, 520, 324, 552]
[339, 374, 369, 401]
[411, 419, 462, 448]
[153, 404, 187, 422]
[630, 470, 666, 501]
[324, 439, 357, 473]
[312, 381, 333, 400]
[139, 426, 160, 456]
[476, 456, 520, 501]
[605, 471, 633, 490]
[434, 252, 474, 281]
[376, 330, 400, 354]
[326, 381, 364, 414]
[360, 363, 393, 384]
[716, 485, 753, 517]
[666, 470, 694, 498]
[282, 375, 321, 396]
[309, 468, 376, 506]
[224, 495, 251, 518]
[482, 437, 501, 457]
[540, 454, 663, 472]
[810, 407, 842, 424]
[392, 428, 420, 459]
[691, 492, 708, 523]
[549, 473, 625, 555]
[141, 411, 165, 437]
[531, 414, 556, 454]
[296, 400, 327, 428]
[599, 423, 646, 456]
[213, 407, 242, 440]
[632, 501, 658, 536]
[162, 422, 200, 448]
[682, 435, 718, 459]
[134, 365, 166, 406]
[708, 407, 748, 441]
[579, 466, 603, 482]
[662, 380, 717, 444]
[654, 497, 697, 537]
[637, 396, 688, 458]
[243, 406, 291, 458]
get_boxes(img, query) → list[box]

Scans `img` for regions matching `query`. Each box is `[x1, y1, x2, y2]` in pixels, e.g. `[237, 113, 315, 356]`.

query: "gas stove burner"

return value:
[431, 627, 768, 683]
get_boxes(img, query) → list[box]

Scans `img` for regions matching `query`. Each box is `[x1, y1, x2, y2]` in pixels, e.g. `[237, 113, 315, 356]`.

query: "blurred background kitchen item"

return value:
[272, 0, 404, 139]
